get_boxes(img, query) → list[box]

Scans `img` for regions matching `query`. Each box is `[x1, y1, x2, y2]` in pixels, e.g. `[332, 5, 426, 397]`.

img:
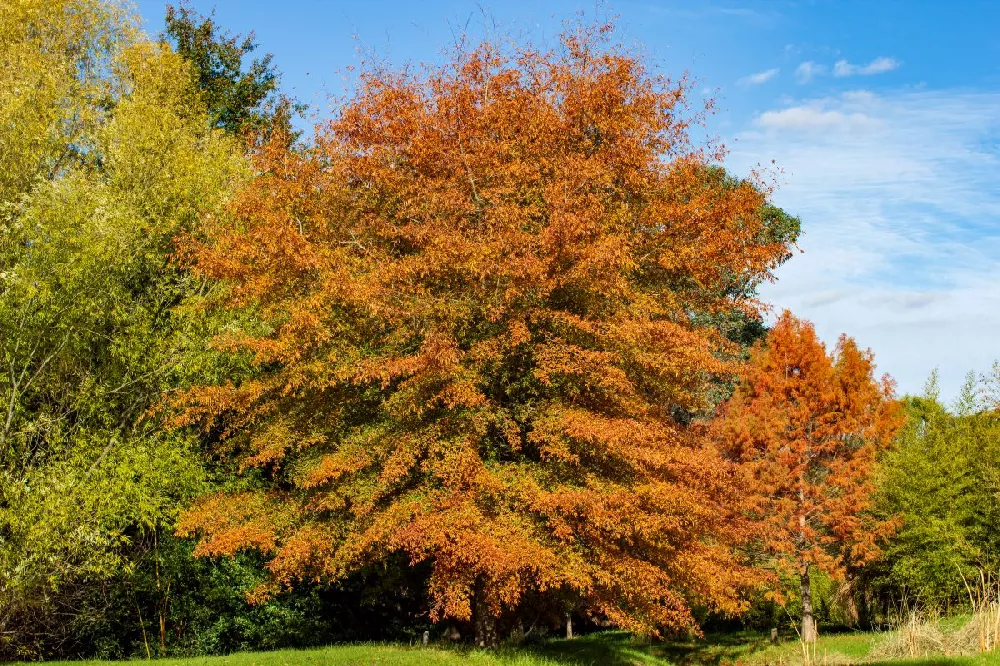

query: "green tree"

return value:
[690, 167, 800, 348]
[0, 0, 246, 657]
[869, 370, 1000, 609]
[162, 1, 303, 141]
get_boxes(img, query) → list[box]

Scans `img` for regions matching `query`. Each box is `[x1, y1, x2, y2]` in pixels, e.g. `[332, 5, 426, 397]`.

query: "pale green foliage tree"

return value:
[0, 0, 245, 656]
[953, 370, 985, 417]
[871, 370, 1000, 608]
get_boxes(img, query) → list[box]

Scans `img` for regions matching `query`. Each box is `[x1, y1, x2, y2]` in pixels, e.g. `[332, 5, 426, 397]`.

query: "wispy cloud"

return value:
[833, 56, 901, 77]
[738, 68, 779, 87]
[636, 4, 782, 27]
[730, 89, 1000, 401]
[794, 61, 825, 83]
[755, 105, 881, 131]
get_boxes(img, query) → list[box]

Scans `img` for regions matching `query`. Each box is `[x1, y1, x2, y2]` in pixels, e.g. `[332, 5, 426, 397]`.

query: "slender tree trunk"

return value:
[565, 612, 573, 640]
[801, 565, 817, 643]
[155, 532, 168, 655]
[474, 582, 497, 649]
[797, 477, 817, 643]
[135, 597, 151, 660]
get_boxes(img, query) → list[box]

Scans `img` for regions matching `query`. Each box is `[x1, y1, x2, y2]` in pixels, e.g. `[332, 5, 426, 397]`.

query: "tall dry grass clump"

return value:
[871, 571, 1000, 660]
[951, 570, 1000, 655]
[869, 609, 948, 660]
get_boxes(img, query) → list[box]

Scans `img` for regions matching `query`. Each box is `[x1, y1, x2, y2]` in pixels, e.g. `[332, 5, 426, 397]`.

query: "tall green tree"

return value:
[162, 1, 303, 141]
[868, 371, 1000, 609]
[0, 0, 246, 657]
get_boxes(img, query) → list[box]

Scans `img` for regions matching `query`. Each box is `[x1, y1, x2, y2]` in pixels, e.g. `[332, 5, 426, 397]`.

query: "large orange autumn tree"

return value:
[712, 312, 901, 642]
[172, 23, 796, 645]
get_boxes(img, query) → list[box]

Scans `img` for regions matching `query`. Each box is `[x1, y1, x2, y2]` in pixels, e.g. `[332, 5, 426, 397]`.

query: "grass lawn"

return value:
[14, 629, 1000, 666]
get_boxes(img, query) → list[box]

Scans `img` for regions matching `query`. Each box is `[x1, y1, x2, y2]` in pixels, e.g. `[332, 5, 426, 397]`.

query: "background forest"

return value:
[2, 0, 999, 662]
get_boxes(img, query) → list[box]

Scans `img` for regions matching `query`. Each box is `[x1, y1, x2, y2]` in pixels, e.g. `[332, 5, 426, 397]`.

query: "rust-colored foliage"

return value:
[173, 22, 793, 636]
[711, 311, 902, 637]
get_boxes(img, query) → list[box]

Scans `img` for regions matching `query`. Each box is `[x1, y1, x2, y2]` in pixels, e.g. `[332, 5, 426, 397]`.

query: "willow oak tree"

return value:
[712, 312, 901, 642]
[173, 24, 795, 646]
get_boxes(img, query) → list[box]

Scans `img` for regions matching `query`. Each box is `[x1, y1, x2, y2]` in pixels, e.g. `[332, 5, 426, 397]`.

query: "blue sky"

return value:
[136, 0, 1000, 403]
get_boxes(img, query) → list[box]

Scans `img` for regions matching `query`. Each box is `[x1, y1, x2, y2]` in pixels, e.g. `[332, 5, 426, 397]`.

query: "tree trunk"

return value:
[474, 582, 498, 649]
[565, 612, 573, 640]
[797, 480, 817, 643]
[155, 533, 168, 655]
[801, 565, 817, 643]
[856, 588, 872, 629]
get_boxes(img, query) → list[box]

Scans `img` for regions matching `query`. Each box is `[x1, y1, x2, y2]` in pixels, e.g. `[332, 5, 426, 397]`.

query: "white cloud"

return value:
[730, 89, 1000, 402]
[738, 68, 779, 86]
[795, 61, 825, 83]
[833, 56, 900, 77]
[755, 106, 881, 132]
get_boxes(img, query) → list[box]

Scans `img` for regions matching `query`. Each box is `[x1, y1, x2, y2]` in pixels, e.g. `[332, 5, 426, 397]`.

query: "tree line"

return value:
[1, 0, 997, 660]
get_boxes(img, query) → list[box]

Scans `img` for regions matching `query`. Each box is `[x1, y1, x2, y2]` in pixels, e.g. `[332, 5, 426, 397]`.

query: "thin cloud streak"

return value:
[833, 56, 901, 77]
[755, 106, 882, 131]
[739, 68, 779, 86]
[792, 57, 898, 83]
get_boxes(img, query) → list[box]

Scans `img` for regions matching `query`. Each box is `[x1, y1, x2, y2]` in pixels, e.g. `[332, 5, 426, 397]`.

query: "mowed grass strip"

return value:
[23, 643, 564, 666]
[16, 630, 1000, 666]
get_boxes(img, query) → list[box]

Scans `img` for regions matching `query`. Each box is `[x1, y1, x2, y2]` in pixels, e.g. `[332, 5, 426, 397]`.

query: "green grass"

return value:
[13, 629, 1000, 666]
[12, 643, 561, 666]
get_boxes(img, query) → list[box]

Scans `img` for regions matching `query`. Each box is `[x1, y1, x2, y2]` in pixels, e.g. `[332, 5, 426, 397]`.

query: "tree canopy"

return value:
[162, 1, 303, 141]
[867, 371, 1000, 607]
[171, 22, 796, 644]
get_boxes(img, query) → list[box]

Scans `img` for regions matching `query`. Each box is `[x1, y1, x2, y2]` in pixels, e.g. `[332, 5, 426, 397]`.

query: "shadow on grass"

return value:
[866, 660, 978, 666]
[518, 631, 998, 666]
[516, 630, 775, 666]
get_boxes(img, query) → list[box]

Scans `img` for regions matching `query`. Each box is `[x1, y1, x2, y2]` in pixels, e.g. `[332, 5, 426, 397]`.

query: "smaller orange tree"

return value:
[712, 311, 901, 642]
